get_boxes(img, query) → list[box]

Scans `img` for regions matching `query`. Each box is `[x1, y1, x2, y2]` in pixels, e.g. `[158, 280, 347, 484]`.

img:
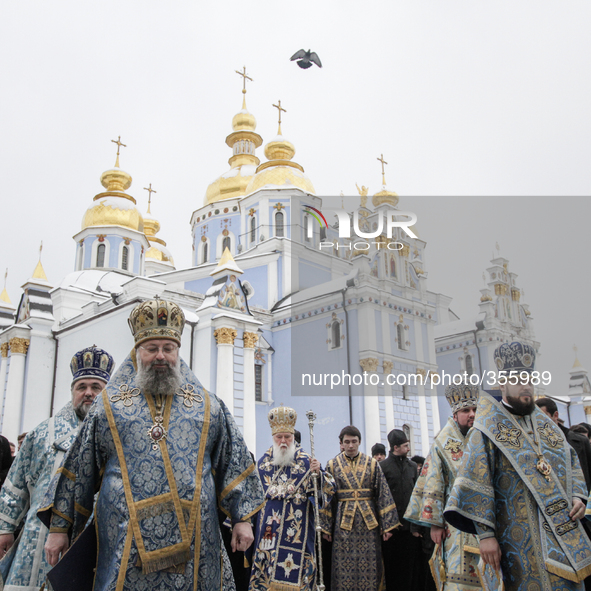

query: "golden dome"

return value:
[82, 165, 144, 232]
[245, 129, 315, 195]
[205, 97, 263, 205]
[480, 293, 493, 302]
[143, 215, 160, 237]
[372, 187, 399, 208]
[146, 241, 174, 265]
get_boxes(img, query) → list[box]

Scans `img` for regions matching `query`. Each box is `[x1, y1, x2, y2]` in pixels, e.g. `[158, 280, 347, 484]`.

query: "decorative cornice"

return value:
[243, 331, 259, 349]
[214, 327, 237, 345]
[584, 405, 591, 417]
[416, 367, 427, 378]
[0, 343, 8, 358]
[9, 337, 30, 355]
[383, 360, 393, 375]
[359, 357, 379, 373]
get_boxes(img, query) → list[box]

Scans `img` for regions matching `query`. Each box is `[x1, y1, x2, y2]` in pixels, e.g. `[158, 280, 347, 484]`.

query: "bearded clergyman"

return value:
[248, 406, 334, 591]
[39, 298, 264, 591]
[405, 380, 482, 591]
[0, 345, 114, 591]
[445, 342, 591, 591]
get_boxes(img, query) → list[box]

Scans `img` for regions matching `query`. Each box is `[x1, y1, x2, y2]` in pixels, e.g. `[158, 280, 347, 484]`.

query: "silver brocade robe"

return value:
[248, 446, 334, 590]
[445, 395, 591, 591]
[405, 417, 481, 591]
[320, 452, 399, 591]
[0, 402, 79, 591]
[39, 353, 264, 591]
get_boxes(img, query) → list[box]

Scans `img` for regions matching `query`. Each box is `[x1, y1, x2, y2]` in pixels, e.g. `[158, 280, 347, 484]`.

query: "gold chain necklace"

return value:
[147, 394, 168, 450]
[527, 416, 553, 482]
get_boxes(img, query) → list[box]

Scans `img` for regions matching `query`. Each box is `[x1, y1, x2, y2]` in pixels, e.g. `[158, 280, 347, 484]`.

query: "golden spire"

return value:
[0, 269, 11, 304]
[210, 247, 244, 277]
[573, 345, 582, 368]
[272, 100, 287, 135]
[235, 66, 253, 109]
[32, 241, 48, 281]
[111, 135, 127, 168]
[377, 154, 388, 187]
[144, 183, 157, 214]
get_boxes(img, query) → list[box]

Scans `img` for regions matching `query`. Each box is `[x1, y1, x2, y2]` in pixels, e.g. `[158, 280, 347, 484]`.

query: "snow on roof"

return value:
[275, 269, 358, 309]
[181, 307, 198, 324]
[434, 317, 478, 340]
[86, 196, 138, 212]
[58, 270, 131, 294]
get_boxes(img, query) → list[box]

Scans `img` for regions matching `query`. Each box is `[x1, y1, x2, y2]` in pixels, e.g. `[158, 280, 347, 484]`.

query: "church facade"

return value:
[0, 84, 565, 463]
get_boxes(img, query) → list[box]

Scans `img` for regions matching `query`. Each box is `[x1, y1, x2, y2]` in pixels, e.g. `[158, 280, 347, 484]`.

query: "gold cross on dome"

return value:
[111, 136, 127, 167]
[235, 66, 253, 95]
[377, 153, 388, 186]
[144, 183, 157, 214]
[272, 100, 286, 134]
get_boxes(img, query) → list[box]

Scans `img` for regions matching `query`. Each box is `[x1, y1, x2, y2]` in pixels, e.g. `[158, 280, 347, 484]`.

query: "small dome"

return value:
[232, 109, 257, 132]
[480, 293, 493, 302]
[264, 135, 295, 161]
[372, 188, 399, 208]
[146, 242, 174, 266]
[82, 165, 143, 232]
[143, 214, 161, 237]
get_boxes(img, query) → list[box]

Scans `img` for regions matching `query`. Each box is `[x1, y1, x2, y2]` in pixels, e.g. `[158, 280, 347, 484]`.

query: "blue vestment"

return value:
[39, 352, 264, 591]
[0, 402, 79, 591]
[444, 394, 591, 591]
[248, 446, 334, 590]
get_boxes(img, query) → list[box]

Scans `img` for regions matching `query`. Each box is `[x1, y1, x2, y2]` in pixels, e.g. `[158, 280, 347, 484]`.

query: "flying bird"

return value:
[290, 49, 322, 69]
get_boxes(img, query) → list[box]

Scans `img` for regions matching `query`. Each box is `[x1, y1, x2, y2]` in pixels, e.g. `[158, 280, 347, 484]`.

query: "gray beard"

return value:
[272, 441, 296, 467]
[74, 401, 91, 421]
[137, 358, 182, 396]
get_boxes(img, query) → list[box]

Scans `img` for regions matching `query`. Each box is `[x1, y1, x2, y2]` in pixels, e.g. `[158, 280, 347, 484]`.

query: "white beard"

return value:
[272, 441, 296, 467]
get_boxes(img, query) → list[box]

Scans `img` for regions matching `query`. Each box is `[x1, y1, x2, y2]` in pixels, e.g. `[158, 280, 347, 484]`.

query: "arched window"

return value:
[397, 324, 405, 350]
[255, 364, 263, 402]
[202, 242, 208, 264]
[96, 244, 106, 267]
[331, 321, 341, 349]
[275, 212, 284, 237]
[250, 217, 256, 244]
[465, 354, 474, 375]
[222, 236, 231, 253]
[304, 215, 310, 242]
[121, 246, 129, 270]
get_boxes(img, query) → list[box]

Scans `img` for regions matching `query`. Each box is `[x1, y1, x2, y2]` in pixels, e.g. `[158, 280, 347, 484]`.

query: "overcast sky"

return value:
[1, 1, 590, 396]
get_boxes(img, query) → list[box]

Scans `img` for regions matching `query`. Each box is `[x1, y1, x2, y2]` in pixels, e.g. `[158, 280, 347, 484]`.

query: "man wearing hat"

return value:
[40, 298, 264, 591]
[0, 345, 114, 591]
[248, 406, 334, 590]
[445, 342, 591, 590]
[380, 428, 419, 590]
[321, 426, 398, 591]
[406, 381, 482, 591]
[371, 443, 387, 462]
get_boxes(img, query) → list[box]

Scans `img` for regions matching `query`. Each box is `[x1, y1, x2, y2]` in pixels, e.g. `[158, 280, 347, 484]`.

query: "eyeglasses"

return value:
[139, 344, 179, 355]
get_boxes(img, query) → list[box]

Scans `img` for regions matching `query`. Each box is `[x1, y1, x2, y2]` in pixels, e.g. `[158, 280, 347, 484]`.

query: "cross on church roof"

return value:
[272, 100, 286, 134]
[111, 136, 127, 167]
[235, 66, 253, 95]
[144, 183, 157, 214]
[377, 153, 388, 186]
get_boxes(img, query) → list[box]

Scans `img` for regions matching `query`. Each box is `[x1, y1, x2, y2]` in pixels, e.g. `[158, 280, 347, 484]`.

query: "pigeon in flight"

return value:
[290, 49, 322, 69]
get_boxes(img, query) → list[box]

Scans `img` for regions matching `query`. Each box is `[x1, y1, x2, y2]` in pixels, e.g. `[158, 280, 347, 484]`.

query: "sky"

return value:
[1, 1, 590, 397]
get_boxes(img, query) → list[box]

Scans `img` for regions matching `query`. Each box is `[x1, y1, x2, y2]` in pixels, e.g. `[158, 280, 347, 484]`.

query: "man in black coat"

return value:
[380, 429, 419, 591]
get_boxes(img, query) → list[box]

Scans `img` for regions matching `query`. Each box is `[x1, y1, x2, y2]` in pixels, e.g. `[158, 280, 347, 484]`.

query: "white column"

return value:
[0, 343, 9, 431]
[214, 328, 237, 414]
[242, 332, 259, 453]
[383, 361, 395, 435]
[360, 358, 380, 455]
[3, 338, 30, 443]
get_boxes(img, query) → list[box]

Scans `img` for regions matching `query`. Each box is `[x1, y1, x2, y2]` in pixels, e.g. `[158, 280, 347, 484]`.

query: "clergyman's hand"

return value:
[45, 533, 69, 566]
[310, 459, 321, 474]
[231, 522, 254, 553]
[0, 533, 14, 556]
[383, 532, 393, 542]
[570, 497, 586, 521]
[430, 525, 447, 545]
[322, 533, 332, 542]
[479, 537, 501, 572]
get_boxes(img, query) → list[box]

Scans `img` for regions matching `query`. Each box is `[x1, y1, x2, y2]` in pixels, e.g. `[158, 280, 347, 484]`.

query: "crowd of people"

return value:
[0, 298, 589, 591]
